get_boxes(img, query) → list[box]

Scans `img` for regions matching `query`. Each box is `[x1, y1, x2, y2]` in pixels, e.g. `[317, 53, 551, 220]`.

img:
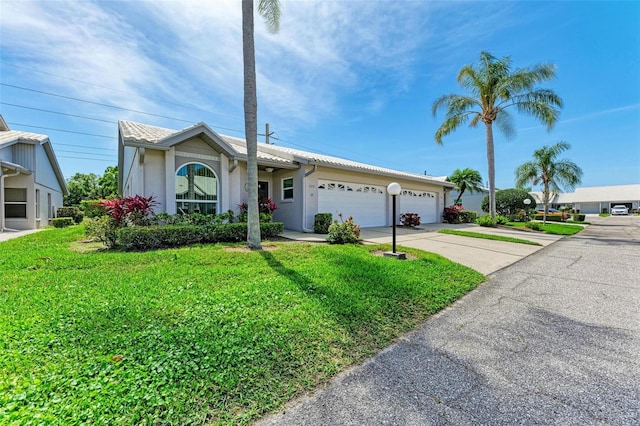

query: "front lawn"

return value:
[506, 222, 584, 235]
[0, 227, 484, 425]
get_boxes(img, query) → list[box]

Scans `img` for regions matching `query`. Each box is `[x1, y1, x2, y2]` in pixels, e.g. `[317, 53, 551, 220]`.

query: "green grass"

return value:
[506, 222, 584, 235]
[437, 228, 541, 246]
[599, 213, 611, 217]
[0, 227, 484, 425]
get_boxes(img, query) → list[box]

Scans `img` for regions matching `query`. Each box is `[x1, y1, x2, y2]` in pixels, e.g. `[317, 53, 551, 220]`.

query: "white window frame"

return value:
[175, 162, 219, 214]
[282, 177, 294, 201]
[4, 188, 27, 219]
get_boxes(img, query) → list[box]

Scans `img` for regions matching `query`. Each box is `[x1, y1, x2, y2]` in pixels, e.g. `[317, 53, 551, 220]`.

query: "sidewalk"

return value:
[282, 223, 564, 275]
[0, 228, 45, 242]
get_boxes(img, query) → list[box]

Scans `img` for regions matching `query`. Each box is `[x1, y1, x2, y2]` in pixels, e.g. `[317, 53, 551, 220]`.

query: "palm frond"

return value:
[494, 109, 515, 139]
[258, 0, 281, 33]
[434, 112, 476, 145]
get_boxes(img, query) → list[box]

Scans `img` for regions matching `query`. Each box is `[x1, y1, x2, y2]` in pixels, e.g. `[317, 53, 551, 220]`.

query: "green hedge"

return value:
[533, 214, 563, 222]
[117, 222, 284, 251]
[572, 213, 586, 222]
[56, 207, 84, 224]
[459, 210, 477, 223]
[314, 213, 333, 234]
[53, 217, 75, 228]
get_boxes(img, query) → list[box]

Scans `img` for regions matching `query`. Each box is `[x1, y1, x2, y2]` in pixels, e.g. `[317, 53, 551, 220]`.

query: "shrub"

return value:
[507, 213, 528, 222]
[327, 215, 361, 244]
[100, 195, 157, 226]
[572, 213, 586, 222]
[533, 214, 563, 222]
[495, 215, 509, 225]
[118, 225, 203, 250]
[80, 199, 106, 218]
[238, 198, 278, 222]
[84, 216, 120, 248]
[458, 210, 477, 223]
[314, 213, 333, 234]
[481, 189, 537, 215]
[476, 215, 496, 227]
[53, 217, 74, 228]
[525, 222, 542, 231]
[443, 205, 463, 224]
[57, 207, 83, 223]
[400, 213, 421, 227]
[116, 222, 284, 251]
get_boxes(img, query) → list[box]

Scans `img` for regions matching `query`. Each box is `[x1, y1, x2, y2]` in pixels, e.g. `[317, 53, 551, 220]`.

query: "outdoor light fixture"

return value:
[265, 167, 274, 173]
[384, 182, 406, 260]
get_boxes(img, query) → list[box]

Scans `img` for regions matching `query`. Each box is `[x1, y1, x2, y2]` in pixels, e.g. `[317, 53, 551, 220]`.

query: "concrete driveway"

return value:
[259, 215, 640, 425]
[284, 222, 565, 275]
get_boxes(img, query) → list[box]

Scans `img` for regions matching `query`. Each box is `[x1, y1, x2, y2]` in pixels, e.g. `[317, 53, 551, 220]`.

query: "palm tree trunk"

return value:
[242, 0, 262, 250]
[454, 183, 465, 206]
[485, 122, 496, 220]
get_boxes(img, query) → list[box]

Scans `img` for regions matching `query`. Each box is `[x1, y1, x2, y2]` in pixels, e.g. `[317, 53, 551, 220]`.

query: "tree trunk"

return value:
[454, 183, 466, 206]
[242, 0, 262, 250]
[485, 122, 496, 220]
[542, 186, 549, 225]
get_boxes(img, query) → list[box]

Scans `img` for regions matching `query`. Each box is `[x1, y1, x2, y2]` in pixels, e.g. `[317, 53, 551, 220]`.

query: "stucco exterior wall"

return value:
[272, 167, 305, 231]
[448, 190, 489, 216]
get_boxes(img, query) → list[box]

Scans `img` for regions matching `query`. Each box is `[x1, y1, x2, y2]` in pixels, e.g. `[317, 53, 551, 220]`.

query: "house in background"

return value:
[447, 187, 490, 216]
[118, 120, 453, 231]
[531, 184, 640, 213]
[0, 115, 68, 231]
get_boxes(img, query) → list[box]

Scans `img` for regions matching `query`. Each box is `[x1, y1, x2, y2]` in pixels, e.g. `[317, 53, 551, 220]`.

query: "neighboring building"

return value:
[118, 120, 454, 231]
[0, 115, 68, 231]
[530, 184, 640, 214]
[447, 187, 490, 216]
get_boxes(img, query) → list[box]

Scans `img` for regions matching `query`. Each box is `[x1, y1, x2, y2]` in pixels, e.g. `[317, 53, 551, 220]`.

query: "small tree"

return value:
[448, 168, 483, 206]
[481, 189, 537, 216]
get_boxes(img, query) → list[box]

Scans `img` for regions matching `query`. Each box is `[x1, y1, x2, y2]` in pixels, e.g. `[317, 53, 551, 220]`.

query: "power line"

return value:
[0, 60, 245, 122]
[1, 83, 195, 124]
[7, 122, 115, 139]
[53, 142, 116, 152]
[1, 102, 117, 124]
[56, 150, 113, 157]
[57, 155, 115, 162]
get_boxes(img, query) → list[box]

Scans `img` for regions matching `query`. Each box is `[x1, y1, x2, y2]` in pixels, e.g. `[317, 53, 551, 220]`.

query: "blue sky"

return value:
[1, 0, 639, 190]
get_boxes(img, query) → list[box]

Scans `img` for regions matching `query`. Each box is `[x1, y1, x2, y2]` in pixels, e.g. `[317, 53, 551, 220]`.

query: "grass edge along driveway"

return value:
[438, 228, 542, 245]
[0, 226, 484, 425]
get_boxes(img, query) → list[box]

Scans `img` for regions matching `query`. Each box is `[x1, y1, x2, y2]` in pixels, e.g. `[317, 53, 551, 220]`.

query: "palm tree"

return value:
[448, 168, 483, 206]
[242, 0, 281, 250]
[432, 51, 563, 220]
[515, 141, 582, 224]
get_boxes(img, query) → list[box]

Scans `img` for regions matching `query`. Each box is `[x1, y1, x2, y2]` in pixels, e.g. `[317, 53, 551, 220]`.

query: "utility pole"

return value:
[265, 123, 275, 144]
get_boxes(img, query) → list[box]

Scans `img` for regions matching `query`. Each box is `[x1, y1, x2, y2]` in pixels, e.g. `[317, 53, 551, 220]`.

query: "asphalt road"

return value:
[257, 215, 640, 425]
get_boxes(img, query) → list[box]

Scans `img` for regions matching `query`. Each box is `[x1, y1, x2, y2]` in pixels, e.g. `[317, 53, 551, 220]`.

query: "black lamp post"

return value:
[385, 182, 405, 259]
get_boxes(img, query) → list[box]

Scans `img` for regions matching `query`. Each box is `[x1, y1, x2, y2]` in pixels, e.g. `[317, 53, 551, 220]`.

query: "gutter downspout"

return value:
[1, 169, 22, 232]
[302, 164, 317, 232]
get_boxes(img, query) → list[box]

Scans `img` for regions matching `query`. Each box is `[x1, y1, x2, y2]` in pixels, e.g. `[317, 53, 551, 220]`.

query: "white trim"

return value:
[282, 177, 294, 201]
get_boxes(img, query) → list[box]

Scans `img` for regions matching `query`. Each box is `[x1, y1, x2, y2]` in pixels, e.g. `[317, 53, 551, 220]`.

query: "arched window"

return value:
[175, 163, 218, 214]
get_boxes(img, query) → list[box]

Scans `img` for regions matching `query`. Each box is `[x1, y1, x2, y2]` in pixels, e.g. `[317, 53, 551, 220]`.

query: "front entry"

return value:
[258, 181, 269, 199]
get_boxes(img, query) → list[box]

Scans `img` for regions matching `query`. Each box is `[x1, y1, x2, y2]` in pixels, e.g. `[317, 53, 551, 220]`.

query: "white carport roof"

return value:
[531, 184, 640, 203]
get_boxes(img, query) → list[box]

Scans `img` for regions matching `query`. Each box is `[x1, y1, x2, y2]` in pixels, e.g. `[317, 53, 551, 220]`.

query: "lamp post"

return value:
[385, 182, 405, 259]
[524, 198, 531, 220]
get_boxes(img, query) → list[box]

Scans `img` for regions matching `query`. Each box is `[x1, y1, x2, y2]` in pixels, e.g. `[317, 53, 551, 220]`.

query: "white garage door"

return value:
[400, 189, 438, 224]
[318, 180, 386, 227]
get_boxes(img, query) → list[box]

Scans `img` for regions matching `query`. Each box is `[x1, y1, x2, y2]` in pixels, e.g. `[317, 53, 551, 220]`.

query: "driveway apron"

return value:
[258, 216, 640, 425]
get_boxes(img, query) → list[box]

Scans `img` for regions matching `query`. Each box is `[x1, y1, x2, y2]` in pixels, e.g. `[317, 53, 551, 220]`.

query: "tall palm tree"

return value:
[242, 0, 280, 250]
[448, 168, 483, 206]
[515, 141, 582, 224]
[433, 51, 563, 220]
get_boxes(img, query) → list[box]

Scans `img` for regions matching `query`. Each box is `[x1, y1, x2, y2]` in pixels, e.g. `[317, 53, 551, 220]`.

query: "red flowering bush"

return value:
[238, 197, 277, 222]
[100, 195, 157, 226]
[443, 205, 464, 224]
[400, 213, 421, 227]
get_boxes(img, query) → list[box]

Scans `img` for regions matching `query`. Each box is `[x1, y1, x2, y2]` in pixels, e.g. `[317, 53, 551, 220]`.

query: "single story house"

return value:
[531, 184, 640, 214]
[0, 115, 68, 231]
[118, 120, 454, 231]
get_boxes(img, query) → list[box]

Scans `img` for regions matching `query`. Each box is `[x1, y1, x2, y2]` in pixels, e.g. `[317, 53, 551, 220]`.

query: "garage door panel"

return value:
[318, 180, 386, 227]
[400, 189, 438, 224]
